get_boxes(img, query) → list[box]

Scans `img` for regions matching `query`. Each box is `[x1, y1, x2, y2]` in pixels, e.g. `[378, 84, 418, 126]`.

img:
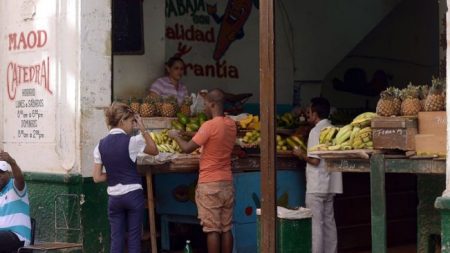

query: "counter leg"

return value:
[146, 173, 158, 253]
[370, 154, 387, 253]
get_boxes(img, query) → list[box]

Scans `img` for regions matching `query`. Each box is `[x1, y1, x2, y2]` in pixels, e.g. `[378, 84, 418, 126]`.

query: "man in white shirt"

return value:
[293, 97, 342, 253]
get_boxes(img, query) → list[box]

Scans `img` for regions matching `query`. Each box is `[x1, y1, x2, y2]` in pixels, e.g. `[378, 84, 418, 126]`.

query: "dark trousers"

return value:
[0, 231, 24, 253]
[108, 189, 145, 253]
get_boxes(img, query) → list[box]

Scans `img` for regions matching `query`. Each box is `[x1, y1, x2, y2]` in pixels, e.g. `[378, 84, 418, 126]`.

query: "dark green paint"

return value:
[370, 154, 387, 253]
[81, 178, 109, 253]
[385, 159, 445, 174]
[22, 172, 109, 252]
[436, 197, 450, 253]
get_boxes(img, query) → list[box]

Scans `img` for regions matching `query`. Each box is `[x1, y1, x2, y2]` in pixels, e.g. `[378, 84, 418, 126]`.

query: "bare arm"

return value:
[168, 130, 200, 154]
[135, 114, 159, 155]
[93, 163, 107, 183]
[0, 151, 25, 191]
[293, 148, 320, 166]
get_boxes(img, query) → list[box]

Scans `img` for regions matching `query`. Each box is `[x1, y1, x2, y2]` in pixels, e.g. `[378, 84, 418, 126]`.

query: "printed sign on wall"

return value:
[165, 0, 259, 82]
[2, 3, 57, 144]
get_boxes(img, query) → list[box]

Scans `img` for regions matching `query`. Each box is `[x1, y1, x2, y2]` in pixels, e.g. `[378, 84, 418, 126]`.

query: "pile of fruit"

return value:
[276, 112, 298, 129]
[310, 112, 377, 151]
[171, 112, 208, 132]
[149, 130, 182, 153]
[238, 114, 260, 130]
[276, 135, 307, 152]
[376, 78, 446, 117]
[129, 95, 193, 117]
[239, 130, 261, 146]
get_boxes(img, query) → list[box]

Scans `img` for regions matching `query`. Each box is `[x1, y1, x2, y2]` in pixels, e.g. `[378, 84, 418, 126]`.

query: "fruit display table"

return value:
[137, 154, 306, 253]
[321, 153, 445, 253]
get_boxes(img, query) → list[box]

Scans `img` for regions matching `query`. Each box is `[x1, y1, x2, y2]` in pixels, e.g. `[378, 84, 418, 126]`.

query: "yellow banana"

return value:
[309, 144, 328, 152]
[324, 127, 338, 144]
[349, 126, 361, 145]
[351, 112, 377, 128]
[327, 144, 342, 151]
[319, 128, 331, 144]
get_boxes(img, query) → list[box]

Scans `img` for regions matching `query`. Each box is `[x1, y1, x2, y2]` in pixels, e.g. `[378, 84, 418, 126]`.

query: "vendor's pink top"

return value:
[149, 77, 188, 105]
[192, 116, 237, 183]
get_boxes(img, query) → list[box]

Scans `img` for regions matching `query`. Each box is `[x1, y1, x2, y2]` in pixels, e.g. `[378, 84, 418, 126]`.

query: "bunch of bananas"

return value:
[350, 112, 377, 128]
[149, 130, 182, 153]
[350, 127, 373, 149]
[310, 112, 377, 151]
[277, 135, 307, 152]
[239, 115, 260, 130]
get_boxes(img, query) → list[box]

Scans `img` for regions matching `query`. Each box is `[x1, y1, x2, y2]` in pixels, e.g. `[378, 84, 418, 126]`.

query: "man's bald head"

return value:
[204, 88, 225, 117]
[207, 88, 225, 106]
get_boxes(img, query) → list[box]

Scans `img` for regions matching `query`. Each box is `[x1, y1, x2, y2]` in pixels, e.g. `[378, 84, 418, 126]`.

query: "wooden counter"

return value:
[322, 154, 445, 253]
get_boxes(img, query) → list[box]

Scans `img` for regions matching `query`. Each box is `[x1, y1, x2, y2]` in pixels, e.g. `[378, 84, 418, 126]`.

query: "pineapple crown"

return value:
[163, 96, 179, 106]
[380, 87, 399, 100]
[430, 77, 446, 95]
[419, 85, 429, 99]
[401, 83, 420, 99]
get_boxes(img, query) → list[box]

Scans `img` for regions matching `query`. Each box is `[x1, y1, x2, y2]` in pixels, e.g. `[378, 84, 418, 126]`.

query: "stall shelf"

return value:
[322, 153, 445, 253]
[137, 154, 306, 253]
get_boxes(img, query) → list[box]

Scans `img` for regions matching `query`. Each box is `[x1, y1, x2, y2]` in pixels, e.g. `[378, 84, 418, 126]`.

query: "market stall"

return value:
[306, 82, 447, 253]
[132, 111, 308, 252]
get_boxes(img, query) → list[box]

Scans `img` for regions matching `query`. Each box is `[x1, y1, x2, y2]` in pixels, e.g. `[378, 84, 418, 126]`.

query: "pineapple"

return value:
[376, 87, 401, 116]
[419, 85, 429, 111]
[160, 96, 178, 117]
[424, 78, 446, 111]
[400, 84, 421, 116]
[139, 97, 157, 117]
[129, 98, 141, 114]
[180, 96, 193, 116]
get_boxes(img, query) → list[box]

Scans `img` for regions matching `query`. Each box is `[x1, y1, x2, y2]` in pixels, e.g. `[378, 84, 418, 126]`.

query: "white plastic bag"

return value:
[190, 90, 207, 115]
[256, 206, 312, 220]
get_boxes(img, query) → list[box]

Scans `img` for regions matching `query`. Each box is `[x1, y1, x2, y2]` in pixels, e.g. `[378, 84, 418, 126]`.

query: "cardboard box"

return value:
[418, 111, 446, 136]
[415, 134, 446, 156]
[142, 117, 176, 130]
[371, 117, 417, 151]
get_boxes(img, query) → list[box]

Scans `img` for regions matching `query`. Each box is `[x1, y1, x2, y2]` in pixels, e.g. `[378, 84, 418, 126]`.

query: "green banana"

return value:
[335, 124, 352, 145]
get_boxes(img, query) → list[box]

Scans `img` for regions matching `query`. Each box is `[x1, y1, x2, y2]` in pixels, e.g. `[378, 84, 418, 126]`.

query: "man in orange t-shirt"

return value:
[169, 88, 237, 253]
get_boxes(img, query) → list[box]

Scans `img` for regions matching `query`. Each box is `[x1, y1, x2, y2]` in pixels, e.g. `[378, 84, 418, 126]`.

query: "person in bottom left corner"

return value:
[0, 150, 31, 253]
[93, 102, 159, 253]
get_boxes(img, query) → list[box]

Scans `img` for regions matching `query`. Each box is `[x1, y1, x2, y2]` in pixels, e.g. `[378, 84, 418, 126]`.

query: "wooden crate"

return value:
[418, 111, 446, 136]
[371, 117, 417, 151]
[142, 117, 176, 130]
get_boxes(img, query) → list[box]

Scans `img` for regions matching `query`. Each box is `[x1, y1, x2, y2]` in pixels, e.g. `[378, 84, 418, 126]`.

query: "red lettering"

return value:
[37, 30, 47, 48]
[27, 31, 37, 49]
[18, 33, 27, 50]
[5, 57, 52, 100]
[8, 33, 17, 51]
[7, 30, 47, 51]
[6, 62, 16, 100]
